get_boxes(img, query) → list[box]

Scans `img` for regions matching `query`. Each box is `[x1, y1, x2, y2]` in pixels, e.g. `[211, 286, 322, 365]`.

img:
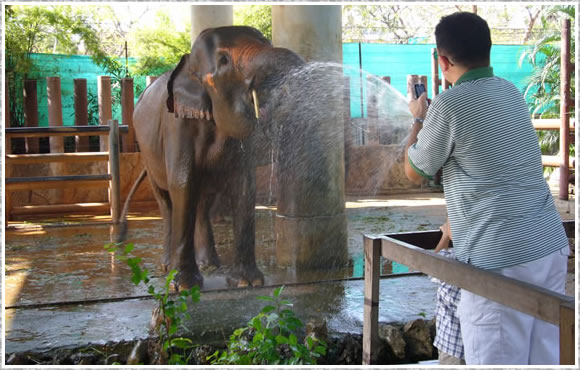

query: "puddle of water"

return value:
[5, 198, 447, 307]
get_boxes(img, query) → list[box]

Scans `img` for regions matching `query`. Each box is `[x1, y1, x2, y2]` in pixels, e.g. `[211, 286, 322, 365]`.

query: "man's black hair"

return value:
[435, 12, 492, 68]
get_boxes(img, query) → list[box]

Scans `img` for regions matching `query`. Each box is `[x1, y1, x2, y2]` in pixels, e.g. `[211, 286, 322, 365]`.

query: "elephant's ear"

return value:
[166, 54, 212, 119]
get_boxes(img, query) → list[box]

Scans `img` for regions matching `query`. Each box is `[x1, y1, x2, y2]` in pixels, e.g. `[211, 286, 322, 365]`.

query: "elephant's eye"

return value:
[218, 55, 228, 67]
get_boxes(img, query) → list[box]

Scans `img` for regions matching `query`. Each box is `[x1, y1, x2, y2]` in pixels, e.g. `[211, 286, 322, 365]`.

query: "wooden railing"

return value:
[5, 121, 127, 223]
[362, 220, 575, 365]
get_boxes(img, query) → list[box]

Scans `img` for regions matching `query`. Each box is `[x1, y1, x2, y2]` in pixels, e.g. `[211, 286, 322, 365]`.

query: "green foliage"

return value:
[208, 286, 326, 365]
[233, 5, 272, 40]
[105, 243, 201, 365]
[520, 6, 575, 160]
[128, 10, 191, 78]
[520, 6, 575, 117]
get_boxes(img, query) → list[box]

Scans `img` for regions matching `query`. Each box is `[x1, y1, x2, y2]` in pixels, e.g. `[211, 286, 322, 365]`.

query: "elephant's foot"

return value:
[196, 252, 221, 272]
[171, 269, 204, 292]
[226, 265, 264, 288]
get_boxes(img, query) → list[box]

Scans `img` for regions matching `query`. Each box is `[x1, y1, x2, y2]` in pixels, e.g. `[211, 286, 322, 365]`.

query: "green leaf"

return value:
[289, 333, 298, 346]
[168, 322, 177, 336]
[275, 335, 288, 345]
[257, 295, 274, 302]
[273, 285, 284, 298]
[170, 337, 193, 349]
[123, 243, 135, 254]
[260, 305, 276, 314]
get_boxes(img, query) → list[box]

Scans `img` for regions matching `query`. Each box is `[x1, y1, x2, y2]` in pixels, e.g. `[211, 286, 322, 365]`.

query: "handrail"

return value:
[5, 125, 128, 138]
[362, 221, 575, 365]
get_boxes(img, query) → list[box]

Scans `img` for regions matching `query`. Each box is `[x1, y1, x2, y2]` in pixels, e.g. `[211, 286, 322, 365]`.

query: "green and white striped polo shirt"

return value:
[408, 66, 568, 270]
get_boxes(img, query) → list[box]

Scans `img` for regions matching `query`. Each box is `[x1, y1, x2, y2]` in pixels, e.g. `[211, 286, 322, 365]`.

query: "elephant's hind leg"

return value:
[194, 192, 221, 270]
[149, 180, 172, 271]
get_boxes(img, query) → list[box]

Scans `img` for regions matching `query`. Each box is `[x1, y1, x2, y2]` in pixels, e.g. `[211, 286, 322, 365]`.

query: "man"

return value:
[404, 12, 569, 365]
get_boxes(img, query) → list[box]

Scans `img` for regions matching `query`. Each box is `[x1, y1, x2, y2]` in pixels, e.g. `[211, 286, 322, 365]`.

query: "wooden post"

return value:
[23, 79, 39, 154]
[46, 77, 64, 153]
[362, 237, 381, 365]
[366, 76, 379, 145]
[343, 76, 353, 181]
[559, 301, 574, 365]
[74, 78, 90, 152]
[559, 18, 571, 201]
[108, 119, 121, 224]
[419, 75, 428, 95]
[146, 76, 158, 86]
[46, 76, 65, 205]
[5, 78, 11, 155]
[443, 79, 452, 90]
[406, 74, 420, 101]
[431, 48, 440, 97]
[5, 77, 12, 221]
[121, 78, 135, 152]
[98, 76, 112, 152]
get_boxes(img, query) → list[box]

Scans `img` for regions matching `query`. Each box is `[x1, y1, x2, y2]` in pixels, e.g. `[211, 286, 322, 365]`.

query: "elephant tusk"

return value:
[252, 90, 260, 119]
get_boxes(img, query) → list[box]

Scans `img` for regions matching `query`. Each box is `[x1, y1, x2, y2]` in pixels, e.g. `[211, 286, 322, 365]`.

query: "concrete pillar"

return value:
[271, 5, 347, 270]
[74, 78, 90, 152]
[190, 5, 233, 43]
[272, 5, 342, 63]
[23, 79, 39, 154]
[98, 76, 112, 152]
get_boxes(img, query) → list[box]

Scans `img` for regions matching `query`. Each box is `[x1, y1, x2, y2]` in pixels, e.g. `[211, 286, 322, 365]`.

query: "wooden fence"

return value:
[5, 121, 127, 222]
[362, 220, 575, 365]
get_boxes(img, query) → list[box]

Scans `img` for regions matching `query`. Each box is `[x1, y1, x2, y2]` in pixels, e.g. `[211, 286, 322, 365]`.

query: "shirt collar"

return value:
[455, 66, 494, 85]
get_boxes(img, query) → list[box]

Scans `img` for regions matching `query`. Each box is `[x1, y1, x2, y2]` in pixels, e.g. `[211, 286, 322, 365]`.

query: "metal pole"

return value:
[559, 18, 571, 201]
[108, 119, 121, 224]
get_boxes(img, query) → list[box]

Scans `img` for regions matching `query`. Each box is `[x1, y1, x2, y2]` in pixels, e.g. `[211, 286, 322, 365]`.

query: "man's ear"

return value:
[438, 55, 452, 73]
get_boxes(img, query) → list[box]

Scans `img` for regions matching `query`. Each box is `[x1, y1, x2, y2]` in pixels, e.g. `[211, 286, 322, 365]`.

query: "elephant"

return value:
[126, 26, 305, 290]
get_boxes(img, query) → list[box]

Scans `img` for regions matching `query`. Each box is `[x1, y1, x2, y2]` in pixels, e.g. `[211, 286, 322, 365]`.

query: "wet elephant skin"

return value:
[132, 26, 304, 289]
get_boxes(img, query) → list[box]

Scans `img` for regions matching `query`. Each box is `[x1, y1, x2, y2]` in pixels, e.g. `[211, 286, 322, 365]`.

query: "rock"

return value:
[70, 353, 98, 365]
[127, 340, 149, 365]
[194, 345, 216, 365]
[403, 319, 434, 361]
[334, 334, 362, 365]
[378, 324, 406, 360]
[305, 318, 328, 344]
[6, 353, 36, 365]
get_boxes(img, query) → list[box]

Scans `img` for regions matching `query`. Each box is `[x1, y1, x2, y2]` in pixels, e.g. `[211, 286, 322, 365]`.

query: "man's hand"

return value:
[409, 92, 429, 119]
[434, 219, 452, 253]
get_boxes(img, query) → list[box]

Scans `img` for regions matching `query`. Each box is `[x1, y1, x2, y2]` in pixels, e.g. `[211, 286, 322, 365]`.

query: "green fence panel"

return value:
[343, 43, 534, 118]
[28, 53, 140, 127]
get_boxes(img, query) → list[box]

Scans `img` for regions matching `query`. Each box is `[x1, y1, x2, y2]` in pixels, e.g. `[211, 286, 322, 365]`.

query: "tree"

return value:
[233, 5, 272, 40]
[520, 6, 575, 157]
[5, 5, 113, 127]
[128, 9, 191, 78]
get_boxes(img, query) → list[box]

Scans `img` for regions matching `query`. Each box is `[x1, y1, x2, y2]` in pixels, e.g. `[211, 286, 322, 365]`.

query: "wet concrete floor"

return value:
[4, 191, 575, 354]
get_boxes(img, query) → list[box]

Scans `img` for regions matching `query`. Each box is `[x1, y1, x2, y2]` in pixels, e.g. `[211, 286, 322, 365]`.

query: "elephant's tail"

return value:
[115, 168, 148, 243]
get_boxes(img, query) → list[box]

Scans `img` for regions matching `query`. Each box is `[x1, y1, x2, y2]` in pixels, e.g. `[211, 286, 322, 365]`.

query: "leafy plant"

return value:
[208, 286, 326, 365]
[105, 242, 200, 365]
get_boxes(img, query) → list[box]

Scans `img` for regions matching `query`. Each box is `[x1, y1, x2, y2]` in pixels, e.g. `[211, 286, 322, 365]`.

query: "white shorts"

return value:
[457, 247, 569, 365]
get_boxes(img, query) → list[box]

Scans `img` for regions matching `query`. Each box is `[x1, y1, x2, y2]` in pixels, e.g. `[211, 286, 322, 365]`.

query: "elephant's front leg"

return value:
[228, 167, 264, 287]
[168, 179, 204, 290]
[194, 192, 220, 269]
